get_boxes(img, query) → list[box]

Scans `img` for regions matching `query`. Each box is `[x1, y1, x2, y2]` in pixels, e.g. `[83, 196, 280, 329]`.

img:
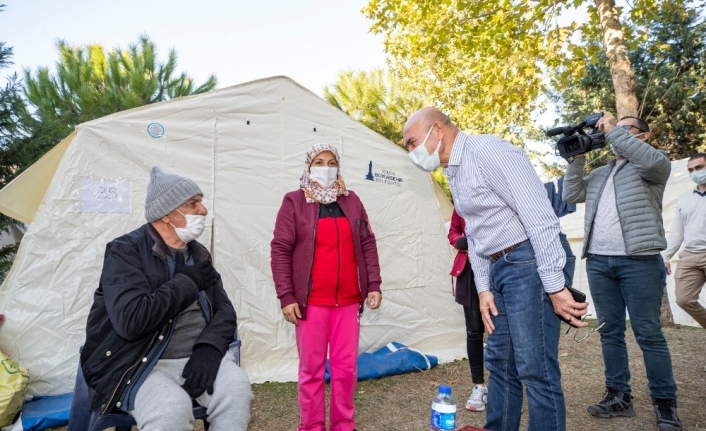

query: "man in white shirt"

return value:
[663, 153, 706, 330]
[403, 107, 588, 431]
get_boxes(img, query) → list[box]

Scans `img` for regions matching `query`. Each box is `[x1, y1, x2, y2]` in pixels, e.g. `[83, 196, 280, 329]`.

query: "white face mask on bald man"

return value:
[408, 125, 441, 172]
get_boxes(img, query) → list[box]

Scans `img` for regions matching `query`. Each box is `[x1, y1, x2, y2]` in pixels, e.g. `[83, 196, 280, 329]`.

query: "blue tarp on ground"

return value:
[325, 342, 438, 382]
[19, 393, 72, 431]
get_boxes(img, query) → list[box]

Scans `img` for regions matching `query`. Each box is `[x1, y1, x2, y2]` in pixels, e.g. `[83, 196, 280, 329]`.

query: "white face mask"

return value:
[170, 210, 206, 243]
[690, 170, 706, 185]
[309, 167, 339, 188]
[408, 125, 441, 172]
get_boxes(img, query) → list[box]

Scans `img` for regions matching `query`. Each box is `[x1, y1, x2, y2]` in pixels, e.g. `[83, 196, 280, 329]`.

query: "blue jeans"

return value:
[559, 233, 575, 288]
[484, 241, 565, 431]
[586, 253, 677, 401]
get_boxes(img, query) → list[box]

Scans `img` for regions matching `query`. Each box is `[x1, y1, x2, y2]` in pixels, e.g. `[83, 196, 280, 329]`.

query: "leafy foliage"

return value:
[363, 0, 704, 152]
[551, 1, 706, 163]
[324, 68, 425, 146]
[362, 0, 585, 140]
[24, 34, 217, 143]
[0, 4, 25, 279]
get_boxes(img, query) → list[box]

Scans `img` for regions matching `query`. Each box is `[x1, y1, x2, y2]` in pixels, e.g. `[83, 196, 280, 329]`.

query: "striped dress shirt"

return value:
[444, 131, 566, 294]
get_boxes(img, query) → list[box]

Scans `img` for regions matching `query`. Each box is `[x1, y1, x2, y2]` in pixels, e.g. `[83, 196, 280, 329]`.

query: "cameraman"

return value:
[562, 112, 681, 431]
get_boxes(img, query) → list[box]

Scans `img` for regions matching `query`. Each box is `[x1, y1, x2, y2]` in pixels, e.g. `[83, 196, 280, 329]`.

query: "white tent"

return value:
[560, 157, 704, 326]
[0, 76, 461, 397]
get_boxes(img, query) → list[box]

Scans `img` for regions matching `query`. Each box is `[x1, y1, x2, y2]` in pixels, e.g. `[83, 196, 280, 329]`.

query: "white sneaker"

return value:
[466, 385, 488, 412]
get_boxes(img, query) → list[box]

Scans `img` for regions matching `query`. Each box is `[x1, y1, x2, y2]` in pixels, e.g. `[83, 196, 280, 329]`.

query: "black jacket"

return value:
[80, 224, 236, 413]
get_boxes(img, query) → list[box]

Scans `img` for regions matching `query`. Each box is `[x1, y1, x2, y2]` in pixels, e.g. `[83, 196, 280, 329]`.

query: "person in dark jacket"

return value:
[81, 166, 252, 431]
[271, 143, 382, 431]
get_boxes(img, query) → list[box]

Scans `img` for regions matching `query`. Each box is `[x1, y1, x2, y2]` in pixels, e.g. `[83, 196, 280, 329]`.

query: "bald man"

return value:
[404, 108, 588, 431]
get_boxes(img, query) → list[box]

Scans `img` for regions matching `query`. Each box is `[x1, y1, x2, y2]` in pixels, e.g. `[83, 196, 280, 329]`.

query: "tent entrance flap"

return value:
[0, 133, 75, 224]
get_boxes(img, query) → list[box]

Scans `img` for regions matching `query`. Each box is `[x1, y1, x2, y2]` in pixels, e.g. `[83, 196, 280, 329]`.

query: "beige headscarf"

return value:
[299, 143, 348, 204]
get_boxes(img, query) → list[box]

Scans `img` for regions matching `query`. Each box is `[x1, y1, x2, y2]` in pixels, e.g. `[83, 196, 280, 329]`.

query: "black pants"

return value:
[456, 263, 485, 384]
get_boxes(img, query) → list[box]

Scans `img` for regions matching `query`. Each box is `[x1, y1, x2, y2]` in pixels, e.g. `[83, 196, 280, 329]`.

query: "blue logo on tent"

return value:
[365, 161, 374, 181]
[146, 123, 165, 138]
[365, 161, 403, 186]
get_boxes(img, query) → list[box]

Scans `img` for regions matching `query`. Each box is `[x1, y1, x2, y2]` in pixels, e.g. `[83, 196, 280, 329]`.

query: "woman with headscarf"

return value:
[270, 143, 382, 431]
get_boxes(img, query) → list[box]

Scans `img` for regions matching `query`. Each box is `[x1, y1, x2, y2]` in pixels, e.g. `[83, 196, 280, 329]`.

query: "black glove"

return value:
[455, 237, 468, 251]
[181, 344, 223, 398]
[174, 252, 218, 291]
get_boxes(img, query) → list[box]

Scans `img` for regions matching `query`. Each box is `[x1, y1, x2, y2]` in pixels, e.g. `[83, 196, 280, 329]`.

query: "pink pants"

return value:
[295, 303, 360, 431]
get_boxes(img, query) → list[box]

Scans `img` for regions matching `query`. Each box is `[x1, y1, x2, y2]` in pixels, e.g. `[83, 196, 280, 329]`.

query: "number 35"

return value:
[96, 186, 118, 200]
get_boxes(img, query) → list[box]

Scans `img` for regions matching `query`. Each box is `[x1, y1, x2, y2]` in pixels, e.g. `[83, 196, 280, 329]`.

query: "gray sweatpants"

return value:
[129, 352, 252, 431]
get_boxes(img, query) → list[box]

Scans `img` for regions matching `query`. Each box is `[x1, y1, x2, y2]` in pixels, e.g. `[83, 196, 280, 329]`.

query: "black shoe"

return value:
[587, 386, 636, 418]
[653, 399, 682, 431]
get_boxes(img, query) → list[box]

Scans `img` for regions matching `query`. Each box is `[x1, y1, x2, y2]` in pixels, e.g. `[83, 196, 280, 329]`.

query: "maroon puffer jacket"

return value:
[270, 189, 382, 319]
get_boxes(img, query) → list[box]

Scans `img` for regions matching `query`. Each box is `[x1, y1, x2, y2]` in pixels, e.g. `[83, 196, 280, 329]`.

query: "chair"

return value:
[68, 328, 241, 431]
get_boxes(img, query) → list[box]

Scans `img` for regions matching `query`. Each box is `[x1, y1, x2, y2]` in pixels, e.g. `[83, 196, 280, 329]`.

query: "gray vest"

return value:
[562, 127, 671, 258]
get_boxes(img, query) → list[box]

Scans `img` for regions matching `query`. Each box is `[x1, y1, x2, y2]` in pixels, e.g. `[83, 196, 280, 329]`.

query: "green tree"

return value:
[363, 0, 585, 140]
[362, 0, 697, 141]
[24, 34, 217, 145]
[0, 4, 29, 278]
[324, 68, 425, 146]
[552, 2, 706, 161]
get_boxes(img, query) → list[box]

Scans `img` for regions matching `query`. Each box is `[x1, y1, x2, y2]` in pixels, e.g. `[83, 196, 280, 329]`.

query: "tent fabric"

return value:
[560, 157, 703, 326]
[324, 342, 439, 382]
[0, 76, 463, 397]
[432, 180, 454, 223]
[0, 133, 74, 224]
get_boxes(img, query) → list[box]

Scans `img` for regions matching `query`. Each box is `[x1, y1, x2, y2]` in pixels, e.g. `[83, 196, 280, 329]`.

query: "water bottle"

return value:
[430, 385, 456, 431]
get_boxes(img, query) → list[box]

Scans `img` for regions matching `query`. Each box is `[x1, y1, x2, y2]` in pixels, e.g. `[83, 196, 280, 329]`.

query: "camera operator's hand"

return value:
[596, 111, 618, 133]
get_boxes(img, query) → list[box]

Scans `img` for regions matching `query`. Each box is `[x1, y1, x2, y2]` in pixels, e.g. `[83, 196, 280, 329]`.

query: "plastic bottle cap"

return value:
[438, 385, 451, 394]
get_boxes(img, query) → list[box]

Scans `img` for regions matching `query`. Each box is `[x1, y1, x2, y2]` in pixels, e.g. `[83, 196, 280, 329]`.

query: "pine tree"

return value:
[0, 4, 28, 278]
[24, 34, 217, 145]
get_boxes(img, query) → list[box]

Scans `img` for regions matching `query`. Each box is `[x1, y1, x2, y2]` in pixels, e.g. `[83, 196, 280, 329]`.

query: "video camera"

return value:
[546, 112, 606, 159]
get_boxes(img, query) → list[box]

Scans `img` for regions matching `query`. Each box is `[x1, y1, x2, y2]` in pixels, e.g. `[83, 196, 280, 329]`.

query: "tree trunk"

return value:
[595, 0, 675, 326]
[660, 287, 675, 328]
[595, 0, 640, 118]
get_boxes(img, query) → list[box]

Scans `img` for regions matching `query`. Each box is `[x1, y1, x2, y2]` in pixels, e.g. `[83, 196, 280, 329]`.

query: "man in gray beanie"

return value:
[81, 166, 252, 431]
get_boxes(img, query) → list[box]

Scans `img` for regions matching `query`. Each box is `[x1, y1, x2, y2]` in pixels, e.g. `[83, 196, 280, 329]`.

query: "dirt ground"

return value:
[49, 325, 705, 431]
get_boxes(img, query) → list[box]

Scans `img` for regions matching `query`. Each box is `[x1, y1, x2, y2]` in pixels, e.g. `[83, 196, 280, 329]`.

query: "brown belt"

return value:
[489, 240, 529, 262]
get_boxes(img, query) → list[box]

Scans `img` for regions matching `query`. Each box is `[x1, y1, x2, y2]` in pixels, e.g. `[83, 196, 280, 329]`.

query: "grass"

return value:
[47, 325, 706, 431]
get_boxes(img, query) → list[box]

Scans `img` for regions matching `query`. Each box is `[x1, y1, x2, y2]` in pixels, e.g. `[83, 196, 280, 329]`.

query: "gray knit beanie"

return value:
[144, 166, 203, 222]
